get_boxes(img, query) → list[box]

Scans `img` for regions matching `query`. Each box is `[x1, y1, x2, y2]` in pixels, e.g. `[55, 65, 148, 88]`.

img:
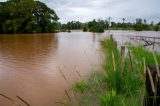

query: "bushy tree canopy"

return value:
[0, 0, 59, 33]
[88, 19, 105, 33]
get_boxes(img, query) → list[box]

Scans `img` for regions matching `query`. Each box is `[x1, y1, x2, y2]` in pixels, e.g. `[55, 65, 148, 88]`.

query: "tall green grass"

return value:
[72, 37, 160, 106]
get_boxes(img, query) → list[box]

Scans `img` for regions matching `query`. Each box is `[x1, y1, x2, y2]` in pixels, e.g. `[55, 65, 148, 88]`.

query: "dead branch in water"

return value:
[0, 93, 20, 106]
[65, 90, 71, 102]
[0, 93, 14, 103]
[58, 67, 67, 80]
[16, 96, 30, 106]
[76, 70, 82, 78]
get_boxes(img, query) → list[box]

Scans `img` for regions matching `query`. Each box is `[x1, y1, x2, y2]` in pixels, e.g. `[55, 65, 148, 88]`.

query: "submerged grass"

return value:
[71, 37, 160, 106]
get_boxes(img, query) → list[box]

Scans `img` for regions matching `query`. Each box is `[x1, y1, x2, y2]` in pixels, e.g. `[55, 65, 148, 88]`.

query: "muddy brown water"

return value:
[0, 30, 159, 106]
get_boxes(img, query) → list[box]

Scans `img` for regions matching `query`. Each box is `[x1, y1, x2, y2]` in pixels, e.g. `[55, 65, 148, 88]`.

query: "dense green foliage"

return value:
[67, 21, 82, 30]
[110, 21, 133, 30]
[109, 18, 159, 31]
[58, 21, 83, 32]
[60, 18, 160, 32]
[133, 18, 150, 31]
[59, 19, 107, 33]
[83, 26, 88, 32]
[0, 0, 59, 33]
[88, 19, 105, 33]
[154, 25, 159, 31]
[133, 19, 144, 31]
[71, 38, 160, 106]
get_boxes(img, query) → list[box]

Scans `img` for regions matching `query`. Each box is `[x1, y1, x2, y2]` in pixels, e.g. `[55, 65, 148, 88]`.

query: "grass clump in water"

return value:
[100, 90, 121, 106]
[73, 81, 87, 93]
[72, 37, 160, 106]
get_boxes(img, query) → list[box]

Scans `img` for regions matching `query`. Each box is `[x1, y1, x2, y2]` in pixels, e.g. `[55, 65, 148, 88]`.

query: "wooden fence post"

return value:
[110, 34, 113, 41]
[120, 46, 125, 78]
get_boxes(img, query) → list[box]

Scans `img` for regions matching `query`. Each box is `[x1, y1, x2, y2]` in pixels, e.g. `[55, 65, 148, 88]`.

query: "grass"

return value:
[71, 37, 160, 106]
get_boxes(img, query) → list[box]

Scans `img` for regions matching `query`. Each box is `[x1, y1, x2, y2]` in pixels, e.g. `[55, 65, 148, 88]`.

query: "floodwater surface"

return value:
[0, 32, 102, 106]
[0, 30, 159, 106]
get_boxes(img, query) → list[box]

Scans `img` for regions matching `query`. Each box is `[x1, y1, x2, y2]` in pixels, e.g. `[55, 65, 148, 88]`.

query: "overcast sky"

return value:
[1, 0, 160, 23]
[39, 0, 160, 23]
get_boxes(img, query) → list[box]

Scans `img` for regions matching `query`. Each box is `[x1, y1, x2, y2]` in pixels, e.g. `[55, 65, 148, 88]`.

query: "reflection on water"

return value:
[0, 31, 159, 106]
[0, 34, 59, 106]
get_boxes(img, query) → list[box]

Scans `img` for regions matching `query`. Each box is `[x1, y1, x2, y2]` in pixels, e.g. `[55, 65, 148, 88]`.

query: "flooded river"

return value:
[0, 30, 159, 106]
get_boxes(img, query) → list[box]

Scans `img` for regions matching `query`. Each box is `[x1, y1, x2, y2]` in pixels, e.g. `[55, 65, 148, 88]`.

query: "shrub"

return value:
[83, 26, 88, 32]
[100, 90, 121, 106]
[89, 24, 104, 33]
[134, 24, 143, 31]
[73, 81, 87, 93]
[154, 25, 159, 31]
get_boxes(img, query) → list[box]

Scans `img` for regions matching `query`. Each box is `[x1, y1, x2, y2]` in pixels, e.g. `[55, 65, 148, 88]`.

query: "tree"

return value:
[104, 19, 109, 29]
[142, 19, 150, 31]
[157, 22, 160, 25]
[122, 18, 125, 23]
[0, 0, 59, 33]
[83, 26, 88, 32]
[144, 19, 147, 24]
[150, 21, 154, 26]
[111, 22, 116, 28]
[122, 18, 126, 28]
[134, 18, 143, 31]
[88, 19, 104, 33]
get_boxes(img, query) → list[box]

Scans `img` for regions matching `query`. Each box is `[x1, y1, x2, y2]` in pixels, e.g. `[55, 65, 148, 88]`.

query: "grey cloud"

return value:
[47, 0, 159, 23]
[0, 0, 159, 23]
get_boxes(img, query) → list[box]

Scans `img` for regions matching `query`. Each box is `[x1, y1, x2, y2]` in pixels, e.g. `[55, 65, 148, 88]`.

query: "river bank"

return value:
[70, 37, 160, 106]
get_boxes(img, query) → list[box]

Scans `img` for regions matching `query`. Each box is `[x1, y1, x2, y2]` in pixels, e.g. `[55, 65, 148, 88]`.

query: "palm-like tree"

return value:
[122, 18, 125, 23]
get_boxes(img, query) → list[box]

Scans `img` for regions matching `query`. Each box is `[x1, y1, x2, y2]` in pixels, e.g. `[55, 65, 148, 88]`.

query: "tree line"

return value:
[0, 0, 59, 34]
[60, 18, 160, 32]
